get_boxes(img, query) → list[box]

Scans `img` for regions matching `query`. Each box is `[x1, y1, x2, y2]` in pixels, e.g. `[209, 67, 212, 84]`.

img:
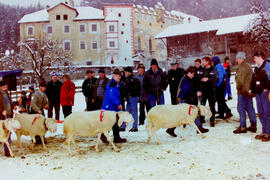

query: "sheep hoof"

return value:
[156, 141, 161, 145]
[147, 138, 151, 144]
[202, 136, 206, 139]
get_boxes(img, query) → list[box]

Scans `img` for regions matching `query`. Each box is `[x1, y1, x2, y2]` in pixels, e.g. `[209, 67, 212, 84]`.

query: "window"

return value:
[149, 38, 152, 52]
[109, 25, 115, 32]
[56, 15, 61, 20]
[27, 26, 34, 36]
[63, 14, 68, 20]
[137, 21, 140, 24]
[121, 31, 124, 35]
[92, 41, 97, 49]
[109, 41, 115, 48]
[64, 25, 70, 33]
[47, 26, 53, 34]
[118, 13, 121, 17]
[80, 41, 86, 50]
[91, 24, 97, 32]
[80, 24, 85, 33]
[138, 37, 141, 50]
[63, 41, 71, 50]
[122, 23, 125, 26]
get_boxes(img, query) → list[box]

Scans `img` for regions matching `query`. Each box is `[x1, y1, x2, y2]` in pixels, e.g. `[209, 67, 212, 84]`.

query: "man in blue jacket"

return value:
[101, 69, 126, 143]
[212, 56, 232, 120]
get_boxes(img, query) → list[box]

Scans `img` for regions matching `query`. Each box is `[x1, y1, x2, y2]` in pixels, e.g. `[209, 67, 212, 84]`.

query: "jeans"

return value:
[237, 94, 256, 127]
[256, 91, 270, 134]
[122, 97, 139, 129]
[216, 83, 231, 117]
[224, 77, 232, 98]
[48, 102, 60, 120]
[149, 93, 164, 109]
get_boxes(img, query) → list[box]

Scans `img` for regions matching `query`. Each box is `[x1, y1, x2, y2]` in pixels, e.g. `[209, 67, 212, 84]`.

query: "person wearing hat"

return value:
[233, 51, 257, 134]
[135, 63, 150, 125]
[101, 68, 127, 143]
[166, 59, 185, 137]
[60, 75, 75, 118]
[18, 91, 28, 113]
[30, 81, 49, 145]
[223, 57, 232, 101]
[120, 66, 141, 132]
[82, 70, 97, 111]
[143, 59, 168, 109]
[0, 81, 15, 157]
[45, 72, 63, 123]
[26, 85, 35, 112]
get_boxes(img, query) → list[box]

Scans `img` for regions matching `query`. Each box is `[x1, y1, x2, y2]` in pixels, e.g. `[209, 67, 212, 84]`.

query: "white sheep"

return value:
[146, 104, 212, 144]
[14, 114, 57, 151]
[63, 110, 134, 155]
[0, 118, 21, 158]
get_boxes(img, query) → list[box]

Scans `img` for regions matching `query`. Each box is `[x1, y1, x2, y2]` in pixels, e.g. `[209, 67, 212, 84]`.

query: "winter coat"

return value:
[82, 77, 97, 98]
[30, 90, 48, 113]
[167, 68, 185, 94]
[92, 77, 110, 100]
[200, 66, 217, 93]
[193, 66, 203, 92]
[0, 90, 13, 119]
[123, 75, 141, 99]
[223, 62, 231, 78]
[45, 80, 63, 104]
[212, 56, 227, 87]
[250, 59, 270, 95]
[143, 67, 168, 98]
[135, 73, 149, 102]
[60, 79, 75, 106]
[177, 75, 196, 105]
[101, 79, 121, 112]
[235, 62, 253, 96]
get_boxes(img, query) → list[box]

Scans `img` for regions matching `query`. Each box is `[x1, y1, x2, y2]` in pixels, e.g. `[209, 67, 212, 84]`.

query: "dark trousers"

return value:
[216, 84, 231, 117]
[86, 97, 95, 111]
[48, 102, 60, 120]
[201, 91, 216, 122]
[96, 96, 104, 110]
[167, 91, 178, 132]
[62, 106, 72, 118]
[139, 101, 150, 125]
[112, 121, 120, 139]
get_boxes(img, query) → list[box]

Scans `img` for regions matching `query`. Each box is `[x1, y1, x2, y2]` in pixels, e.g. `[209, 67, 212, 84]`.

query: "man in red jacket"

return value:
[61, 75, 75, 118]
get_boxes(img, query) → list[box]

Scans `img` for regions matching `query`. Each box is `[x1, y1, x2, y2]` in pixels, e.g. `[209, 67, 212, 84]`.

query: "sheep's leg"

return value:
[191, 123, 206, 139]
[146, 121, 152, 143]
[40, 136, 48, 152]
[95, 133, 101, 153]
[65, 134, 74, 156]
[5, 140, 14, 158]
[179, 125, 185, 141]
[16, 133, 23, 148]
[151, 126, 161, 145]
[103, 131, 119, 152]
[30, 136, 36, 150]
[70, 137, 79, 153]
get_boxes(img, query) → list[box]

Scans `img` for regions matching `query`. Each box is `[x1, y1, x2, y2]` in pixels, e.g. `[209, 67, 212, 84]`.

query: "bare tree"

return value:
[18, 39, 73, 80]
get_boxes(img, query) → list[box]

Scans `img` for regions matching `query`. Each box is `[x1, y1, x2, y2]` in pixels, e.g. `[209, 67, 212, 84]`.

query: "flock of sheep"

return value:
[0, 103, 212, 158]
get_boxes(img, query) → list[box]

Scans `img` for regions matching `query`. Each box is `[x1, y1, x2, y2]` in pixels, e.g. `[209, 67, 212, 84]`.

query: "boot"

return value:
[119, 127, 125, 132]
[113, 136, 127, 143]
[100, 133, 108, 144]
[255, 134, 265, 140]
[210, 116, 215, 127]
[166, 128, 177, 137]
[129, 128, 138, 132]
[261, 135, 270, 142]
[233, 126, 247, 134]
[224, 112, 233, 120]
[247, 122, 257, 133]
[4, 151, 11, 157]
[197, 126, 209, 134]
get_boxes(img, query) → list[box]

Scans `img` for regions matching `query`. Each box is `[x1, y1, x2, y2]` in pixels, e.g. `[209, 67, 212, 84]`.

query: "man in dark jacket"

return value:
[82, 70, 97, 111]
[92, 69, 110, 110]
[177, 67, 209, 133]
[45, 72, 63, 122]
[166, 59, 185, 137]
[120, 66, 141, 132]
[143, 59, 167, 108]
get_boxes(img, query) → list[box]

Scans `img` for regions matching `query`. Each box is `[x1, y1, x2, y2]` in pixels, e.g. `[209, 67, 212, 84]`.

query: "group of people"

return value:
[1, 50, 270, 157]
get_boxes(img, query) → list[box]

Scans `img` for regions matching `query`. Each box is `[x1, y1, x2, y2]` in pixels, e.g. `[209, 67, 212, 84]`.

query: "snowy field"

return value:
[1, 78, 270, 180]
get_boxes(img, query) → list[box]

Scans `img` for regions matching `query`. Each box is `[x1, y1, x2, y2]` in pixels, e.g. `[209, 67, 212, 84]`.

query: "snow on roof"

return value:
[171, 10, 201, 23]
[19, 4, 104, 23]
[143, 6, 148, 10]
[137, 5, 142, 9]
[156, 14, 257, 39]
[74, 7, 104, 20]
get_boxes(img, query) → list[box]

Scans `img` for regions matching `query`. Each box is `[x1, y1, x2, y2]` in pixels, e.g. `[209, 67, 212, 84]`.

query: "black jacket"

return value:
[45, 80, 63, 103]
[82, 77, 97, 98]
[143, 67, 168, 98]
[193, 66, 203, 92]
[123, 75, 141, 99]
[167, 68, 185, 93]
[200, 66, 217, 93]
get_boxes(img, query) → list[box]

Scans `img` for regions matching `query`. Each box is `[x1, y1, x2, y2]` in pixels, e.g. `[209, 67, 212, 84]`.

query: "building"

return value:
[156, 14, 259, 67]
[18, 0, 200, 67]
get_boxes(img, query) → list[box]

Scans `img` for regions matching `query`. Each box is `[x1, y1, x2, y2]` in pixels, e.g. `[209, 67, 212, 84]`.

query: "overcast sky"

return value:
[0, 0, 82, 7]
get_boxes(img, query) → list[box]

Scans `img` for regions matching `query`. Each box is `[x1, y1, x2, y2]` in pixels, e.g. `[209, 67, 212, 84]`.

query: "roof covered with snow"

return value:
[156, 14, 257, 39]
[18, 3, 104, 23]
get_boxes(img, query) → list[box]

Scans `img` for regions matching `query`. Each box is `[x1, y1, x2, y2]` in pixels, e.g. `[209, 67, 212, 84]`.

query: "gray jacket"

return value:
[30, 90, 48, 113]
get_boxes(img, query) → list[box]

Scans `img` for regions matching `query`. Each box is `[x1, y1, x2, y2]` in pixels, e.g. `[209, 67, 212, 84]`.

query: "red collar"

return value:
[32, 115, 39, 126]
[188, 105, 194, 115]
[100, 110, 105, 122]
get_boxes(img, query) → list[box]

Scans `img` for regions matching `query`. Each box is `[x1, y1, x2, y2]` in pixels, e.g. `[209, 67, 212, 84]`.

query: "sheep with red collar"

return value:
[146, 104, 212, 144]
[63, 110, 134, 155]
[14, 114, 57, 151]
[0, 118, 21, 158]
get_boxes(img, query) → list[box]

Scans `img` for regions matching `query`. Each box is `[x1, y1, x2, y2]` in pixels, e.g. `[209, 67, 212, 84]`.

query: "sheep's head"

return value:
[45, 118, 57, 133]
[117, 111, 134, 127]
[198, 105, 212, 117]
[6, 118, 21, 132]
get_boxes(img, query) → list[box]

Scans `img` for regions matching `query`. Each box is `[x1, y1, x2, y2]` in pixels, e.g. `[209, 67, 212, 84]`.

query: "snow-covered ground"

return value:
[1, 78, 270, 180]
